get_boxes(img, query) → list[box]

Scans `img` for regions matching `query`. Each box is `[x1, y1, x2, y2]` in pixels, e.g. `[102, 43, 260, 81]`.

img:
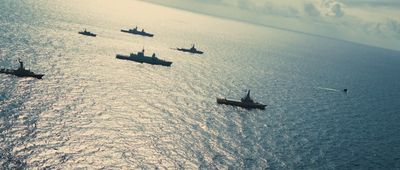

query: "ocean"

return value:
[1, 0, 400, 169]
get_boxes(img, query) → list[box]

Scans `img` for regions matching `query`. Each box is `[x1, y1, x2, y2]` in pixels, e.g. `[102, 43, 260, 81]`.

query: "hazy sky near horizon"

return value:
[145, 0, 400, 50]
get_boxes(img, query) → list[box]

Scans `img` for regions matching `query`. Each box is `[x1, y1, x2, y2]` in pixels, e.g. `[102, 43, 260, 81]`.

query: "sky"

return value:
[144, 0, 400, 51]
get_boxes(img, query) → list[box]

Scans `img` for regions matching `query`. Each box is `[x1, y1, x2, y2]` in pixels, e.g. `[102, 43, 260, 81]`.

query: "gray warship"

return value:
[79, 29, 97, 37]
[121, 26, 154, 37]
[217, 90, 266, 110]
[116, 49, 172, 67]
[175, 44, 204, 54]
[0, 60, 44, 79]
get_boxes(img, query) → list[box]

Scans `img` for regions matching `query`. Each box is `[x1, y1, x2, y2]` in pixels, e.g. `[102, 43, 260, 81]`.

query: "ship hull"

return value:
[79, 32, 96, 37]
[116, 54, 172, 67]
[0, 70, 44, 79]
[177, 48, 204, 54]
[121, 29, 154, 37]
[217, 98, 266, 110]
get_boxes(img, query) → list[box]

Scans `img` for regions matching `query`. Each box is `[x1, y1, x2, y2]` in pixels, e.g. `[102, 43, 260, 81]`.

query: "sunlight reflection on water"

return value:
[1, 0, 400, 169]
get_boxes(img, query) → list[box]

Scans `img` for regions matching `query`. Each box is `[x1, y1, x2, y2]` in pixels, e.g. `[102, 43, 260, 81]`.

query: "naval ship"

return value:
[217, 90, 266, 110]
[175, 44, 204, 54]
[0, 60, 44, 79]
[79, 29, 97, 37]
[116, 49, 172, 67]
[121, 26, 154, 37]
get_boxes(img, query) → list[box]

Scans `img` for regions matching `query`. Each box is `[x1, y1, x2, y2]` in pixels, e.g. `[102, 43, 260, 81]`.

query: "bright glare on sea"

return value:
[1, 0, 400, 169]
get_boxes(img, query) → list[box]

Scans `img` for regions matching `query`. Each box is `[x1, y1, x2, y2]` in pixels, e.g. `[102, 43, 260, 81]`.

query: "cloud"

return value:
[191, 0, 346, 18]
[318, 0, 345, 17]
[304, 2, 321, 16]
[145, 0, 400, 50]
[362, 18, 400, 38]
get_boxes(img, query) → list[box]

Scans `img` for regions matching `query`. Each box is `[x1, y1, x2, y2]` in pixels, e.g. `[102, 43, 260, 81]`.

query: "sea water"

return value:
[1, 0, 400, 169]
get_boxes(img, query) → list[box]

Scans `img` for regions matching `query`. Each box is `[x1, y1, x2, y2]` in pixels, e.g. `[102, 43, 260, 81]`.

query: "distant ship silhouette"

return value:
[0, 60, 44, 79]
[217, 90, 266, 110]
[121, 26, 154, 37]
[174, 44, 204, 54]
[116, 49, 172, 67]
[79, 29, 97, 37]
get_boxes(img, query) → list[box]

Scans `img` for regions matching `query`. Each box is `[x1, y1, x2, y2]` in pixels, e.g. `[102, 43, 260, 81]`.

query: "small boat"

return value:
[79, 29, 97, 37]
[116, 49, 172, 67]
[217, 90, 266, 110]
[174, 44, 204, 54]
[121, 26, 154, 37]
[0, 60, 44, 79]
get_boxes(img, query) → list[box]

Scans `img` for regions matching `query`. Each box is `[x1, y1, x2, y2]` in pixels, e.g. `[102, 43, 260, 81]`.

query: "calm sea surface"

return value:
[1, 0, 400, 169]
